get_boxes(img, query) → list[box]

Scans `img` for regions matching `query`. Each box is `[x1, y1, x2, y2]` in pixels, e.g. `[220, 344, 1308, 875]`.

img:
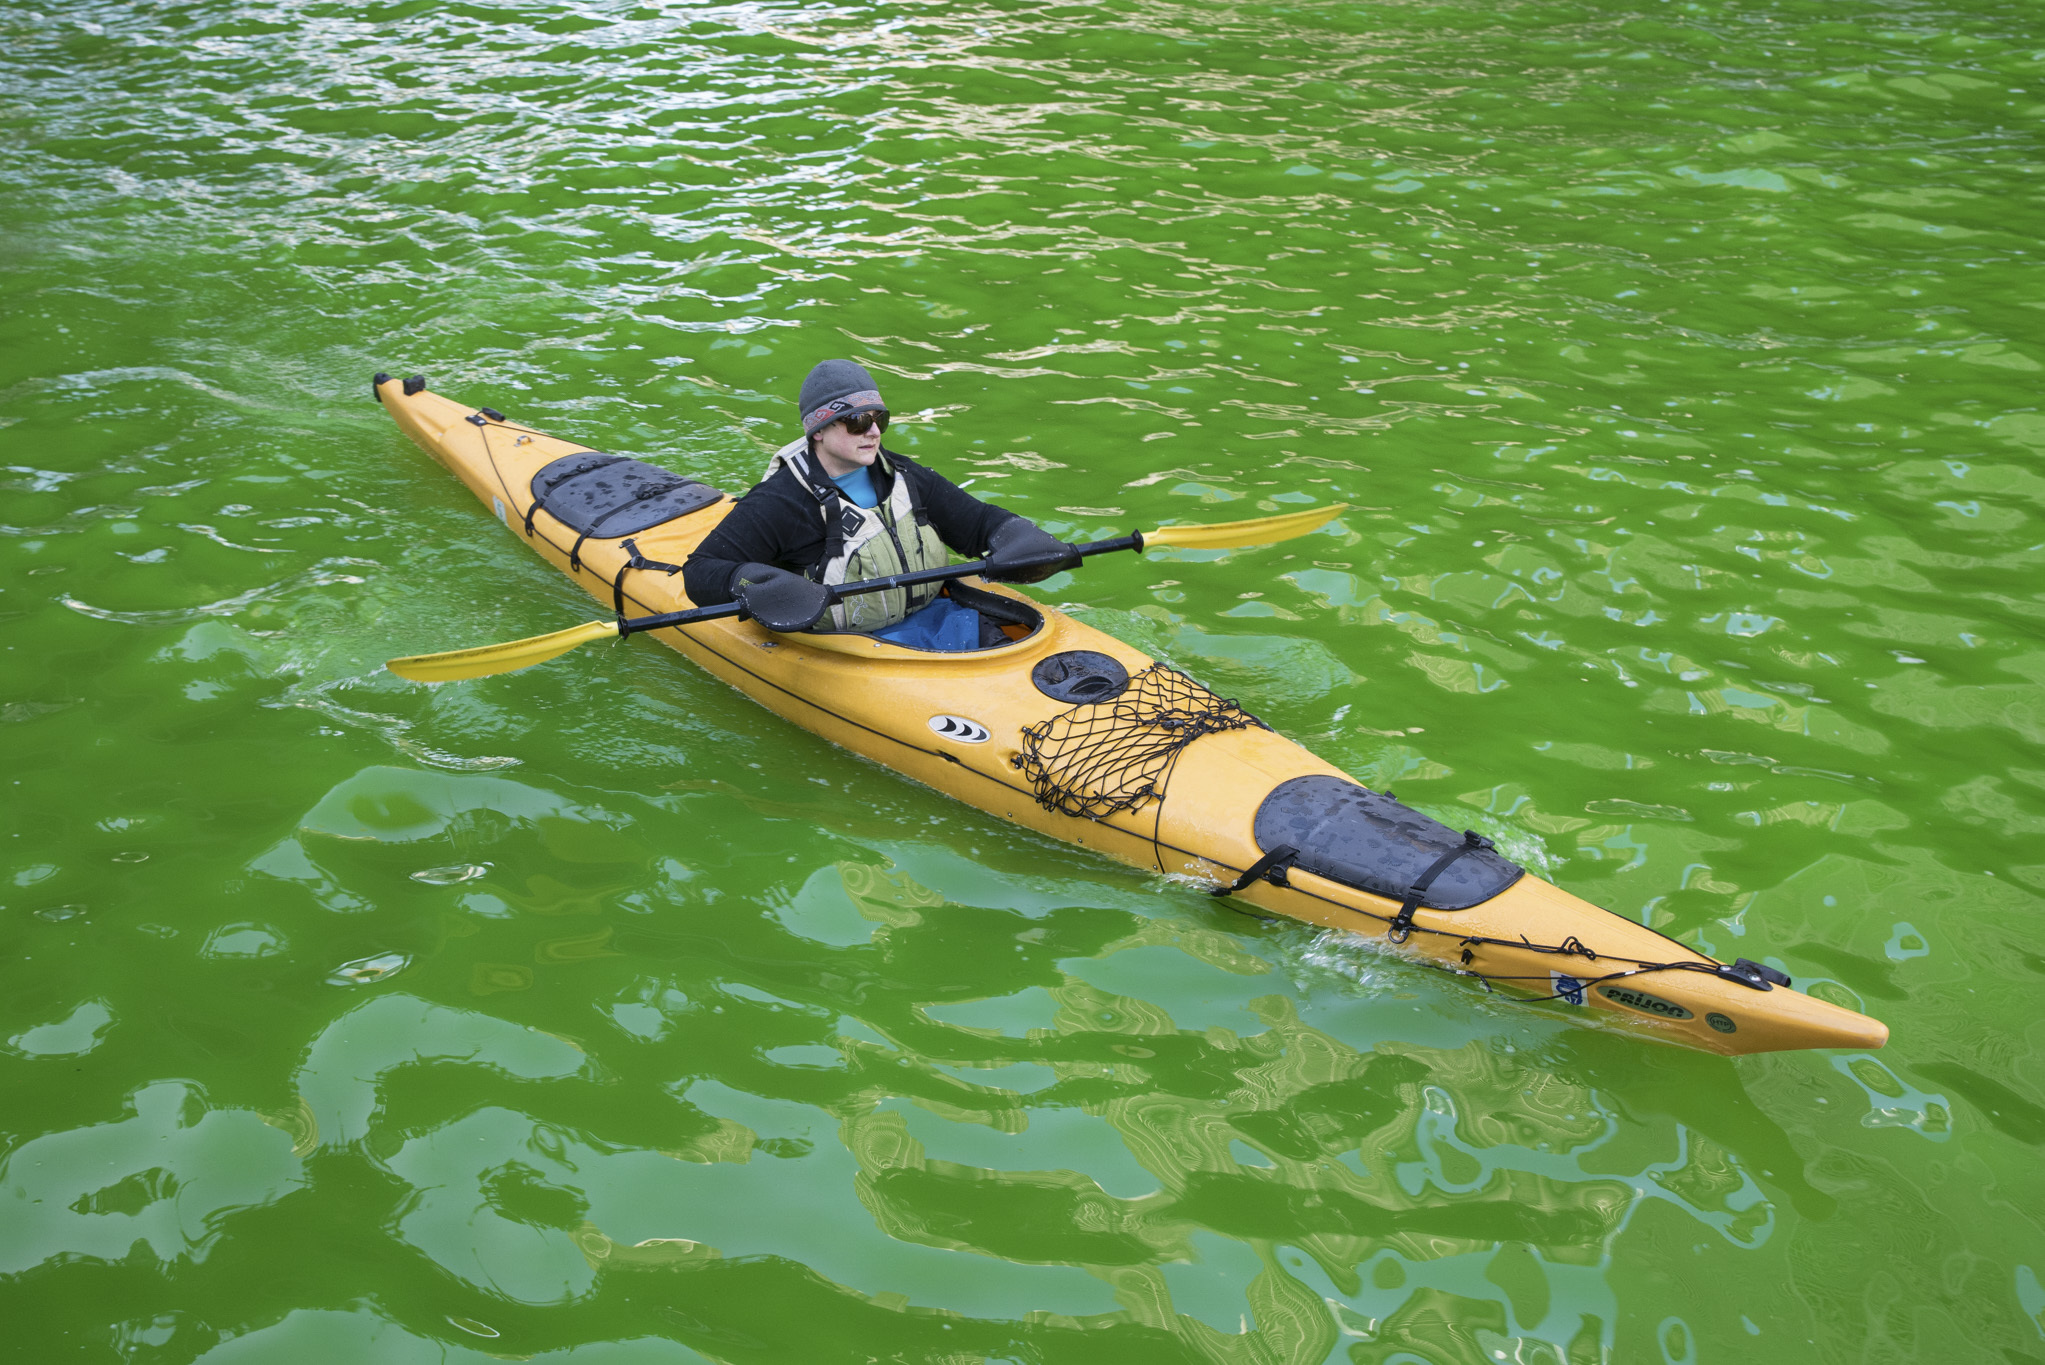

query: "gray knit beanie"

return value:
[797, 359, 886, 437]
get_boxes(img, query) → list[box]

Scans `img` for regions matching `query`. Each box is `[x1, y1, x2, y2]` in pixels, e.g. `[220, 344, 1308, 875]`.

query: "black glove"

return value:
[730, 563, 830, 632]
[984, 518, 1080, 584]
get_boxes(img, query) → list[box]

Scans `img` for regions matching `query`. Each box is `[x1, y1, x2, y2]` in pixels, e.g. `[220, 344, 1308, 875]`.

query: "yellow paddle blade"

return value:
[1143, 502, 1348, 550]
[386, 619, 617, 683]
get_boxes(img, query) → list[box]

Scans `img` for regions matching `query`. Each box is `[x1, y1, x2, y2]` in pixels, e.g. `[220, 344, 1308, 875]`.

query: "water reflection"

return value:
[4, 695, 1985, 1358]
[0, 847, 1811, 1359]
[0, 1081, 305, 1276]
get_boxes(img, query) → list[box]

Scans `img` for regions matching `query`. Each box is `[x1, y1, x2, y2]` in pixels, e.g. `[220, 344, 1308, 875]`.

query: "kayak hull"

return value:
[375, 377, 1888, 1057]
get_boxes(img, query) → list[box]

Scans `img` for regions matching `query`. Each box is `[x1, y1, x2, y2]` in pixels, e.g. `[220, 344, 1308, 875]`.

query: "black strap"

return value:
[1387, 830, 1494, 943]
[789, 456, 838, 573]
[568, 478, 689, 572]
[523, 454, 624, 537]
[1212, 844, 1299, 898]
[884, 450, 931, 528]
[611, 536, 685, 617]
[819, 485, 850, 581]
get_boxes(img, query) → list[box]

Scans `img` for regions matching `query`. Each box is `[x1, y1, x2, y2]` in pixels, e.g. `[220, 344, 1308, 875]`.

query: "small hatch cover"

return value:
[1031, 650, 1130, 703]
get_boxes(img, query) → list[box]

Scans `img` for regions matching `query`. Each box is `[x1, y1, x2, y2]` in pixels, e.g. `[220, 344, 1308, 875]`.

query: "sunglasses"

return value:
[838, 410, 888, 435]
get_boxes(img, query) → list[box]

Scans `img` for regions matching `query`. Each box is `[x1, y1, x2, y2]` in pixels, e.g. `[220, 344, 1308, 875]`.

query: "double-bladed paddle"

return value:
[385, 503, 1347, 682]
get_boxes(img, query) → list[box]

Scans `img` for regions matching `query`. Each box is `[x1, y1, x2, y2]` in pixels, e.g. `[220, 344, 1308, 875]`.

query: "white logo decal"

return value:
[1551, 972, 1587, 1007]
[493, 496, 507, 523]
[928, 715, 990, 744]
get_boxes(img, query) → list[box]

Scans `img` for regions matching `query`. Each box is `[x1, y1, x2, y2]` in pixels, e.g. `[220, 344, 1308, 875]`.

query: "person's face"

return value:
[812, 411, 885, 476]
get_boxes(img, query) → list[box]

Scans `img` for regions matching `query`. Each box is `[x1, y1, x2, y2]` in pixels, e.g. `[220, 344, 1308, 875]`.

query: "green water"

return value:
[4, 0, 2043, 1359]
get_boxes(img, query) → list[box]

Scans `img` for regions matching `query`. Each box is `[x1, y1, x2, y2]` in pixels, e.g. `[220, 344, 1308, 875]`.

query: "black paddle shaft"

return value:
[614, 533, 1144, 638]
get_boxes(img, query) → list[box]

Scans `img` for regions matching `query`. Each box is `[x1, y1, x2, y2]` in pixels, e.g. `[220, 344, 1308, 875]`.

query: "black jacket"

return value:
[682, 448, 1019, 606]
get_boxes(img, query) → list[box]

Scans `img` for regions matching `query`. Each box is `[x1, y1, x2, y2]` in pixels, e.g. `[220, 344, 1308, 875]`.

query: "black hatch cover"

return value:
[529, 453, 722, 538]
[1031, 650, 1130, 703]
[1253, 775, 1523, 910]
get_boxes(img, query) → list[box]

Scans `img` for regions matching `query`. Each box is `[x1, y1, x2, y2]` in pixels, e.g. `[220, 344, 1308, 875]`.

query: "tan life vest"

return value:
[762, 439, 951, 634]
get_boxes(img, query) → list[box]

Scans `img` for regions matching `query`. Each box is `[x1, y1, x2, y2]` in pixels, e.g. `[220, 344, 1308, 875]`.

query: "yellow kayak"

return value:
[373, 374, 1888, 1057]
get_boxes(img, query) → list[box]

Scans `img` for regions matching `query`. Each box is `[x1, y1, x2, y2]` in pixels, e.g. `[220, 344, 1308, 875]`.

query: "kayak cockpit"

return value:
[780, 579, 1050, 660]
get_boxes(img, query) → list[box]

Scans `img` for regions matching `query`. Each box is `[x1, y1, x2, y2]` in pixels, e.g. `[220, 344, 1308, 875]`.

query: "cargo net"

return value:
[1012, 664, 1267, 818]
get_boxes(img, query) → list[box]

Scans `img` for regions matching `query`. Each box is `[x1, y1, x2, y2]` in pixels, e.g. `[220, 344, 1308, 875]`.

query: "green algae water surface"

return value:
[4, 0, 2044, 1360]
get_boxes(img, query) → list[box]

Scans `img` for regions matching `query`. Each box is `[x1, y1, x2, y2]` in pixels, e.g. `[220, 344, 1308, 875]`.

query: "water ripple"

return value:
[4, 0, 2042, 1358]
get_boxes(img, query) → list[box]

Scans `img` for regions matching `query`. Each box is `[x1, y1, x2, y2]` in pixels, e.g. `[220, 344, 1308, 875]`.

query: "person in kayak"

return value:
[682, 359, 1078, 649]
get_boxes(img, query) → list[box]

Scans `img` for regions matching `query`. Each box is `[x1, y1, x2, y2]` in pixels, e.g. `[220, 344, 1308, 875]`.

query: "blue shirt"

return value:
[831, 464, 878, 509]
